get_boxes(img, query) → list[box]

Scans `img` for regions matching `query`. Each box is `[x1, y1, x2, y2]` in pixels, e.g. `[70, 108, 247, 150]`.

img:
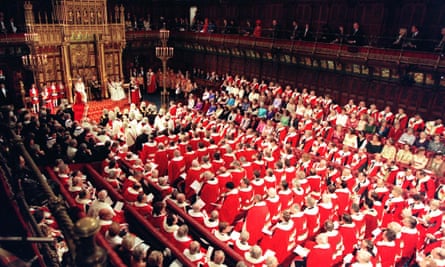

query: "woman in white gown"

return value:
[108, 77, 126, 101]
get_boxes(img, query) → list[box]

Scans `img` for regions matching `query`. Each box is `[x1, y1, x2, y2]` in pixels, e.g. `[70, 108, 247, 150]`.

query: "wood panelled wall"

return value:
[174, 49, 445, 120]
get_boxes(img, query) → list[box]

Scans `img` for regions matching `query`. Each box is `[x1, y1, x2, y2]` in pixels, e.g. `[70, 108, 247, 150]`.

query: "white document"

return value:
[190, 180, 202, 193]
[230, 231, 240, 240]
[293, 245, 309, 257]
[114, 201, 124, 211]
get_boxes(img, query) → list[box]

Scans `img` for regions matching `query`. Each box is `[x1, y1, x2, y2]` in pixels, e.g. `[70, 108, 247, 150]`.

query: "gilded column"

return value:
[96, 36, 108, 98]
[61, 42, 73, 103]
[24, 2, 35, 32]
[118, 48, 124, 81]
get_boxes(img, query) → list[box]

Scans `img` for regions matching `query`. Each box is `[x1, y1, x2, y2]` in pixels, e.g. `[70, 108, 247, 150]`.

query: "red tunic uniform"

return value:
[30, 86, 39, 105]
[146, 72, 157, 93]
[130, 83, 141, 105]
[73, 90, 87, 122]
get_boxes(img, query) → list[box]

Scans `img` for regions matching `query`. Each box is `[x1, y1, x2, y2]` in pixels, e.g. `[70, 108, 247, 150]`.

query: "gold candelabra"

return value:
[22, 54, 48, 68]
[22, 53, 48, 85]
[22, 33, 48, 85]
[155, 28, 174, 108]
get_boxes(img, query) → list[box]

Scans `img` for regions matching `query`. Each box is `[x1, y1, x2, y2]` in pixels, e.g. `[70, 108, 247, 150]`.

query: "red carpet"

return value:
[86, 99, 129, 123]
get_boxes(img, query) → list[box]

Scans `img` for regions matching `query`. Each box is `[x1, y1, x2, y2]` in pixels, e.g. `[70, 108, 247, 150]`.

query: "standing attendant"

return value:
[73, 78, 87, 122]
[57, 82, 65, 102]
[253, 20, 262, 38]
[29, 83, 39, 113]
[90, 75, 101, 100]
[50, 82, 58, 110]
[146, 69, 157, 94]
[0, 83, 10, 106]
[129, 77, 141, 105]
[348, 22, 364, 46]
[41, 83, 51, 111]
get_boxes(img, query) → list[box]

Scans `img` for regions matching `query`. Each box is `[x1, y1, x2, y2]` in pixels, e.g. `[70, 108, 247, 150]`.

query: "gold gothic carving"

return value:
[23, 0, 126, 102]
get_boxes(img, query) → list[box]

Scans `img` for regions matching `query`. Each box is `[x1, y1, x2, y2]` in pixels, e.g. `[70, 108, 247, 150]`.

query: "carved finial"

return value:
[120, 5, 125, 24]
[24, 1, 33, 10]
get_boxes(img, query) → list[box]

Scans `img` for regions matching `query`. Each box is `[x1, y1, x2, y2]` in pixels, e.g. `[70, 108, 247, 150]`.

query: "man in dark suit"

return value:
[133, 127, 150, 152]
[290, 20, 301, 40]
[89, 75, 101, 100]
[347, 22, 365, 46]
[270, 19, 281, 39]
[301, 23, 314, 41]
[434, 27, 445, 53]
[406, 25, 422, 50]
[0, 83, 11, 106]
[7, 18, 17, 33]
[0, 13, 6, 34]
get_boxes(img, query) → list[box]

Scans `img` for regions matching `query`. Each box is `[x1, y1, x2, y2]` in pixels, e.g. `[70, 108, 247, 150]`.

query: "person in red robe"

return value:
[200, 172, 220, 212]
[305, 233, 334, 267]
[244, 245, 265, 267]
[154, 143, 168, 177]
[243, 195, 270, 245]
[140, 138, 157, 163]
[187, 202, 206, 225]
[278, 180, 294, 212]
[218, 182, 240, 225]
[323, 220, 344, 265]
[363, 198, 379, 239]
[167, 150, 185, 185]
[123, 183, 142, 202]
[229, 161, 246, 187]
[134, 192, 153, 218]
[253, 20, 262, 38]
[398, 216, 419, 266]
[57, 81, 65, 101]
[265, 188, 281, 225]
[375, 228, 398, 267]
[146, 69, 157, 94]
[418, 199, 443, 241]
[416, 170, 436, 200]
[129, 77, 141, 105]
[50, 81, 58, 110]
[184, 160, 202, 199]
[304, 196, 320, 239]
[339, 213, 358, 256]
[234, 231, 251, 256]
[183, 241, 207, 266]
[41, 82, 51, 111]
[238, 178, 254, 213]
[29, 83, 39, 113]
[261, 210, 296, 263]
[184, 145, 197, 171]
[172, 225, 193, 252]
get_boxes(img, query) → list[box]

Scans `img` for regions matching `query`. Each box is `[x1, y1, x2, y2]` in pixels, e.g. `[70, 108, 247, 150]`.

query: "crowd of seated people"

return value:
[121, 9, 445, 52]
[49, 161, 177, 267]
[30, 205, 68, 262]
[9, 67, 445, 266]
